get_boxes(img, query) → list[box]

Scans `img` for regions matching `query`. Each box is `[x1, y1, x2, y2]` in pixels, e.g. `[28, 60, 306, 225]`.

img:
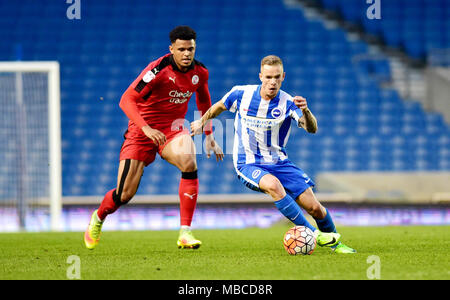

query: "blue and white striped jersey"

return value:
[221, 85, 303, 167]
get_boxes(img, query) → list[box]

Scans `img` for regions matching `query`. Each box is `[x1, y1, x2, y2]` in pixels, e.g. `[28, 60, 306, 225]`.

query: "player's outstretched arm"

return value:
[293, 96, 318, 134]
[190, 101, 227, 136]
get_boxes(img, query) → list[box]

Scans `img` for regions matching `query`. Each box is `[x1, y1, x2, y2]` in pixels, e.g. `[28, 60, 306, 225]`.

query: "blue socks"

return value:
[274, 194, 316, 232]
[275, 196, 338, 234]
[314, 208, 337, 233]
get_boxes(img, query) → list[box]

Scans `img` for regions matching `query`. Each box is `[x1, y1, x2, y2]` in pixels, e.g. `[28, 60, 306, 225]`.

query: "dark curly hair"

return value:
[169, 26, 197, 43]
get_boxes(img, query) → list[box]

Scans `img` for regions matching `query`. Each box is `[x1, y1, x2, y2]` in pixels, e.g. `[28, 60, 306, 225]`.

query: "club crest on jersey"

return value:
[271, 108, 283, 119]
[192, 75, 199, 85]
[143, 70, 155, 83]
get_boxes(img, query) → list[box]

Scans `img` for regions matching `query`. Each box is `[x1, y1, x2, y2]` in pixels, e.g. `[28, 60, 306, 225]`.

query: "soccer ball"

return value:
[283, 226, 316, 255]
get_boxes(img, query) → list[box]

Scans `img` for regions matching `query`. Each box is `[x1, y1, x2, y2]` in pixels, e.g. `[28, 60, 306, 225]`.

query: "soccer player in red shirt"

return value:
[84, 26, 223, 250]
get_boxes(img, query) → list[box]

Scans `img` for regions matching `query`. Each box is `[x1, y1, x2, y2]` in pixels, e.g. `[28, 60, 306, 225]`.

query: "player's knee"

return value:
[263, 179, 285, 200]
[179, 159, 197, 173]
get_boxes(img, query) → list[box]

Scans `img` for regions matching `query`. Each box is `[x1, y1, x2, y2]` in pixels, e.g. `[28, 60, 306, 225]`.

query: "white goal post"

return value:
[0, 61, 62, 231]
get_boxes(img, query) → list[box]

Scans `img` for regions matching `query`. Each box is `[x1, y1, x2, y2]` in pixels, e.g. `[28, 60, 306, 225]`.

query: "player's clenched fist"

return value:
[141, 125, 166, 146]
[293, 96, 308, 111]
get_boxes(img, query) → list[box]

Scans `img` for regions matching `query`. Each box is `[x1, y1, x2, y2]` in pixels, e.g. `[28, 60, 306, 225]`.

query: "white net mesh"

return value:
[0, 71, 50, 231]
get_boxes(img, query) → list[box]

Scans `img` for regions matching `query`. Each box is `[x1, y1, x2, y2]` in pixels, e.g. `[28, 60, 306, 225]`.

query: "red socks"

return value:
[97, 189, 121, 221]
[97, 171, 199, 226]
[179, 171, 199, 227]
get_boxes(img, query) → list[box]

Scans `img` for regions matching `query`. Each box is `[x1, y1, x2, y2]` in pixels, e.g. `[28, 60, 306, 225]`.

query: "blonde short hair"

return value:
[260, 55, 283, 68]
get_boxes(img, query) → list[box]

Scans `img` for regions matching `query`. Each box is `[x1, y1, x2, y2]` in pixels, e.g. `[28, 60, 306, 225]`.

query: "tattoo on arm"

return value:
[202, 102, 226, 125]
[299, 109, 318, 133]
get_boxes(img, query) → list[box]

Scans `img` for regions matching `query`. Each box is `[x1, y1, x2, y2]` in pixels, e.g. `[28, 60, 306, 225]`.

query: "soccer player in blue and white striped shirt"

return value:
[191, 55, 355, 253]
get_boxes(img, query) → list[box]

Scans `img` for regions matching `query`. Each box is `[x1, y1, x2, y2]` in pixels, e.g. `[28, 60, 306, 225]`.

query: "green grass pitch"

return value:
[0, 225, 449, 280]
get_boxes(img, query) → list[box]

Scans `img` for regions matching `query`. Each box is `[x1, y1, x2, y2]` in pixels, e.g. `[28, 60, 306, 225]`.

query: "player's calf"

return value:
[118, 188, 135, 204]
[296, 188, 326, 219]
[304, 203, 326, 219]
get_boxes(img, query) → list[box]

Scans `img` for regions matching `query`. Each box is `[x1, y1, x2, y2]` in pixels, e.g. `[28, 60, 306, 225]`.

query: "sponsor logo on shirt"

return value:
[169, 90, 193, 104]
[241, 115, 281, 131]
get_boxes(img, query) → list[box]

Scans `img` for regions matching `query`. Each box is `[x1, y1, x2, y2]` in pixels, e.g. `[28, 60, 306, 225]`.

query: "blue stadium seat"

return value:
[319, 0, 450, 60]
[0, 0, 448, 197]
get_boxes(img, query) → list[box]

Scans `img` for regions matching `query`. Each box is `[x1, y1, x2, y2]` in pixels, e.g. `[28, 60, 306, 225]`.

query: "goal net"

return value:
[0, 61, 62, 232]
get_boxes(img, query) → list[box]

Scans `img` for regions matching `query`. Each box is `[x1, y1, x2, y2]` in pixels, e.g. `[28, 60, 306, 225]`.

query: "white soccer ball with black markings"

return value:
[283, 226, 316, 255]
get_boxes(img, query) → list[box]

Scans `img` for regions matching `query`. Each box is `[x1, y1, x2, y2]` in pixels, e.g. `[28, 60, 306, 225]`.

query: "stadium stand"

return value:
[0, 0, 448, 199]
[317, 0, 450, 61]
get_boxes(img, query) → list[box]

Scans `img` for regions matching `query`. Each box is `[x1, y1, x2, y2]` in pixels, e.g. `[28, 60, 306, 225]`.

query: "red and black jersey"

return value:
[119, 53, 212, 136]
